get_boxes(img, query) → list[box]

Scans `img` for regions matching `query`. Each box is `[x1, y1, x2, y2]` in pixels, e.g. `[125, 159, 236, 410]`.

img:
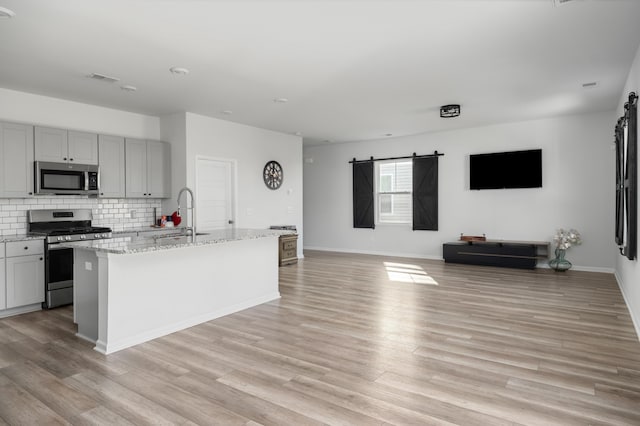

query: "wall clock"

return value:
[263, 160, 283, 190]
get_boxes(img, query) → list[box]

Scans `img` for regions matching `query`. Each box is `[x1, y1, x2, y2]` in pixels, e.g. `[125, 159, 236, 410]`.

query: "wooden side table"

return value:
[278, 234, 298, 266]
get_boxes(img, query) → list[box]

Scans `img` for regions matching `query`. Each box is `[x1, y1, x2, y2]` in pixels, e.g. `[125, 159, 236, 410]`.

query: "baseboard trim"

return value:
[304, 246, 614, 272]
[303, 246, 443, 261]
[0, 303, 41, 319]
[550, 264, 615, 274]
[614, 271, 640, 342]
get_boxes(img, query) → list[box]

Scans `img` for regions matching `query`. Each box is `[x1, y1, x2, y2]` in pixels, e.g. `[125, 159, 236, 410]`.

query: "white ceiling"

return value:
[1, 0, 639, 145]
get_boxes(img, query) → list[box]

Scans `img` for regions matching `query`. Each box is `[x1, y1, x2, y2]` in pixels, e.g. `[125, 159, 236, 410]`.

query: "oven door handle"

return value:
[47, 244, 73, 251]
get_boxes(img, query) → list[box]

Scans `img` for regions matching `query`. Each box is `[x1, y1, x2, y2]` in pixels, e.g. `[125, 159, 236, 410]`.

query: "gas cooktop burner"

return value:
[27, 209, 113, 244]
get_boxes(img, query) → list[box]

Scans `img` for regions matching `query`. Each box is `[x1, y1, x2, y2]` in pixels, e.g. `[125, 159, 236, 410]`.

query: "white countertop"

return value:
[112, 226, 187, 235]
[62, 228, 293, 254]
[0, 234, 46, 243]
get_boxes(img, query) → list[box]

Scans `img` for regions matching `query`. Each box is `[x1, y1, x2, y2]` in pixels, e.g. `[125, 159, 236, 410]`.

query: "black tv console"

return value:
[443, 240, 549, 270]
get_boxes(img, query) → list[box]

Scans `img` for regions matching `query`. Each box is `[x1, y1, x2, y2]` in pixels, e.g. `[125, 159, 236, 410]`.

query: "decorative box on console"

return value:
[269, 225, 298, 266]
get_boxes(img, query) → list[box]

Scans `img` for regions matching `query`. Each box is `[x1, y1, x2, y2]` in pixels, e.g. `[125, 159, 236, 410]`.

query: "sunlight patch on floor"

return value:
[384, 262, 439, 285]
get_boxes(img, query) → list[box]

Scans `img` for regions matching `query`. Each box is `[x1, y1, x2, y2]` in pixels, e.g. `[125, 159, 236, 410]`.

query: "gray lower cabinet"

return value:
[5, 240, 44, 309]
[0, 122, 34, 198]
[98, 134, 126, 198]
[0, 244, 5, 310]
[125, 138, 170, 198]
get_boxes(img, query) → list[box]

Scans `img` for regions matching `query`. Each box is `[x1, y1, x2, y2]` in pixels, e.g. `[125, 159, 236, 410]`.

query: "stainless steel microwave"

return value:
[34, 161, 100, 195]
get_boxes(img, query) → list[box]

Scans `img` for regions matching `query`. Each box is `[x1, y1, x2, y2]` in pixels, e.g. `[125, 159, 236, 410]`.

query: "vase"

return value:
[549, 248, 572, 271]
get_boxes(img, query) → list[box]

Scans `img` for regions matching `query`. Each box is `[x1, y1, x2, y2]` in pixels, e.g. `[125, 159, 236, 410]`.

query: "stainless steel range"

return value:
[27, 209, 112, 308]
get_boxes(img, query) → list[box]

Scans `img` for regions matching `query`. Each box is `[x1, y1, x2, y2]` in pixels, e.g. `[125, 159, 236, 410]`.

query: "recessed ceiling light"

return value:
[221, 110, 233, 115]
[385, 133, 393, 137]
[582, 81, 597, 88]
[169, 67, 189, 75]
[323, 139, 332, 143]
[273, 98, 289, 103]
[294, 132, 302, 136]
[120, 85, 137, 92]
[0, 7, 16, 18]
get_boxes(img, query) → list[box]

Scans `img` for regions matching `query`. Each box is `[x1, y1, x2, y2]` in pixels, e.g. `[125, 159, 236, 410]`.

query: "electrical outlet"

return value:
[85, 261, 92, 271]
[130, 210, 136, 219]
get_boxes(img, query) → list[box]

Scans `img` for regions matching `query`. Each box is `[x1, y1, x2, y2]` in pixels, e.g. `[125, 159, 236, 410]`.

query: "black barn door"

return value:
[412, 156, 438, 231]
[353, 161, 375, 229]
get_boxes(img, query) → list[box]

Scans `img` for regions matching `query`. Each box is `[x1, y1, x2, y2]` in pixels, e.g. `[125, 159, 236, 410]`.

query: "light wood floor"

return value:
[1, 250, 640, 425]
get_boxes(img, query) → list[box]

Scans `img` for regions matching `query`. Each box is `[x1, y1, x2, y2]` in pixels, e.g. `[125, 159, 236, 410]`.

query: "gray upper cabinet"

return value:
[35, 126, 98, 165]
[125, 139, 170, 199]
[98, 135, 125, 198]
[147, 140, 171, 199]
[34, 126, 66, 163]
[68, 131, 98, 165]
[0, 122, 34, 198]
[125, 138, 147, 198]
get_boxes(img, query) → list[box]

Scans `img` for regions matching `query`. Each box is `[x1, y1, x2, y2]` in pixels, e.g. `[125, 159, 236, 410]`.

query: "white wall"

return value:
[0, 87, 160, 139]
[616, 42, 640, 337]
[160, 112, 304, 257]
[159, 112, 187, 212]
[304, 111, 616, 271]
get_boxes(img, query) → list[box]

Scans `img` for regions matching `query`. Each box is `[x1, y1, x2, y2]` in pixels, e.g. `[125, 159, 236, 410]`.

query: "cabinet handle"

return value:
[70, 158, 74, 161]
[24, 246, 28, 250]
[63, 157, 67, 161]
[148, 193, 151, 196]
[40, 257, 43, 261]
[100, 192, 104, 195]
[28, 192, 33, 195]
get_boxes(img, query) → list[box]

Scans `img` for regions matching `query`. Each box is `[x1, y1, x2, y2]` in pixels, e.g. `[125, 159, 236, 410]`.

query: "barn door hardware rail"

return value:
[348, 151, 444, 164]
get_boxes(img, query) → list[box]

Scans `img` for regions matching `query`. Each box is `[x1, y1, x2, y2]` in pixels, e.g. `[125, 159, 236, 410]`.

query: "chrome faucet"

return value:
[177, 187, 196, 236]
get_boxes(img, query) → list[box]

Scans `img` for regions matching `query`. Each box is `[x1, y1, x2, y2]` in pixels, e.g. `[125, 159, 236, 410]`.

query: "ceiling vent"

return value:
[553, 0, 576, 6]
[87, 73, 120, 83]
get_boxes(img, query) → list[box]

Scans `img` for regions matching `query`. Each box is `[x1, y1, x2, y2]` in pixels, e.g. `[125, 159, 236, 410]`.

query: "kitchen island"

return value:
[67, 228, 287, 354]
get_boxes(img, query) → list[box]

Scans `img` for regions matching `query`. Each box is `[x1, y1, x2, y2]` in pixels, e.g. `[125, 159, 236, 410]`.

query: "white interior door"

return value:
[196, 157, 235, 231]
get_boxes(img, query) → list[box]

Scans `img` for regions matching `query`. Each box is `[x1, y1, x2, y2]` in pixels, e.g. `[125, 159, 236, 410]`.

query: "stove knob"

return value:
[94, 234, 100, 238]
[101, 233, 108, 238]
[57, 236, 64, 242]
[80, 235, 86, 240]
[65, 236, 72, 241]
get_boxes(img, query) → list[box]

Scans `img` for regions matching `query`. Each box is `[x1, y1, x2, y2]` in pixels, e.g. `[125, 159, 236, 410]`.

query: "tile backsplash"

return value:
[0, 197, 163, 236]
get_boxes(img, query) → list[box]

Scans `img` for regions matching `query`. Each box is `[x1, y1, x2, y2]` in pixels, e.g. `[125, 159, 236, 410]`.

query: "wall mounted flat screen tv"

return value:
[470, 149, 542, 190]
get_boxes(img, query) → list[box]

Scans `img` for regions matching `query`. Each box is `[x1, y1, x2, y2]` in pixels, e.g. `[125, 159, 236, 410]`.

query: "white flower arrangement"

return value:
[553, 228, 582, 250]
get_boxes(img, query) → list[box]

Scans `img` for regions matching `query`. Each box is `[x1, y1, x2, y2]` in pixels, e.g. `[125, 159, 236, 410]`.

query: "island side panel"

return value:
[74, 248, 100, 343]
[98, 236, 280, 354]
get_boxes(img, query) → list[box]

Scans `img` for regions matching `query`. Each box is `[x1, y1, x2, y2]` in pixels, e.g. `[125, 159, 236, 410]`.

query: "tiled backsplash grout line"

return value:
[0, 197, 162, 236]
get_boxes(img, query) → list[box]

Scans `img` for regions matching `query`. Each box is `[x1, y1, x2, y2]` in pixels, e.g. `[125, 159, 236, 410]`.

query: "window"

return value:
[376, 160, 412, 224]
